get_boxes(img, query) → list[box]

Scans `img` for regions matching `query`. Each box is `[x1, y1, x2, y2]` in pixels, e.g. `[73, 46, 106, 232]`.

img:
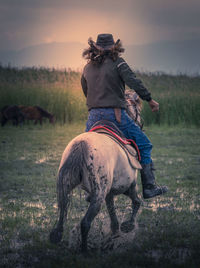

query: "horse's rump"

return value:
[1, 105, 21, 117]
[58, 132, 138, 198]
[1, 105, 25, 126]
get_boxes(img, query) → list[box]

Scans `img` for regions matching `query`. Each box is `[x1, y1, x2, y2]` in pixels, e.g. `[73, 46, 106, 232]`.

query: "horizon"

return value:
[0, 39, 200, 75]
[1, 62, 199, 77]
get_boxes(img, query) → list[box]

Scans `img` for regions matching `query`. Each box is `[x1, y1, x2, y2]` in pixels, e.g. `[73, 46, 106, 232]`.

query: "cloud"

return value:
[0, 0, 200, 51]
[147, 0, 200, 28]
[0, 0, 134, 10]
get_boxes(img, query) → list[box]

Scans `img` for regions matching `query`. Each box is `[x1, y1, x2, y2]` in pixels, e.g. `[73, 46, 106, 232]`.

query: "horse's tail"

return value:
[50, 140, 88, 244]
[1, 105, 24, 126]
[57, 140, 88, 209]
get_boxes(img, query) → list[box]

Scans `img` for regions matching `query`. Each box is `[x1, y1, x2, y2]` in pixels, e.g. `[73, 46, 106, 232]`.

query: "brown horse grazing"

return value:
[19, 105, 55, 125]
[1, 105, 25, 126]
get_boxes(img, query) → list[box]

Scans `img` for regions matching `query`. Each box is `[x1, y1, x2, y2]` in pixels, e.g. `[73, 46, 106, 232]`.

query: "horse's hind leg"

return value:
[121, 181, 141, 233]
[49, 185, 71, 244]
[50, 174, 79, 244]
[81, 197, 103, 253]
[50, 199, 68, 244]
[105, 193, 119, 234]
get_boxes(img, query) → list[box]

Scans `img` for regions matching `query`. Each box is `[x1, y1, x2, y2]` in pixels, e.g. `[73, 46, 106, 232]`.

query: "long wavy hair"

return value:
[82, 37, 125, 64]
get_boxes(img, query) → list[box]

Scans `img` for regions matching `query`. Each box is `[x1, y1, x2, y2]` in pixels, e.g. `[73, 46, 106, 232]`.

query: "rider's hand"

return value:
[148, 99, 159, 112]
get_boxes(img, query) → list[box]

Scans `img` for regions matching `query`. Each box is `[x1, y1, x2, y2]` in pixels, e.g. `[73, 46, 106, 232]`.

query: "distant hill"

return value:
[125, 39, 200, 74]
[0, 42, 86, 70]
[0, 39, 200, 74]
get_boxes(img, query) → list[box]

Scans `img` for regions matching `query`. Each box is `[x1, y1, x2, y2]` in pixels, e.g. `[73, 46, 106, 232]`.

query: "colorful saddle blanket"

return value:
[89, 120, 141, 169]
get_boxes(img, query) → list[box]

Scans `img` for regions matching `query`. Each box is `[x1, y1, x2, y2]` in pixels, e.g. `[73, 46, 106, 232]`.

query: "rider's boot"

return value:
[140, 162, 168, 199]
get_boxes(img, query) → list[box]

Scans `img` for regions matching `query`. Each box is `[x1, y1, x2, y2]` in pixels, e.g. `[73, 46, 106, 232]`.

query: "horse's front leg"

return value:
[121, 182, 141, 233]
[105, 193, 119, 234]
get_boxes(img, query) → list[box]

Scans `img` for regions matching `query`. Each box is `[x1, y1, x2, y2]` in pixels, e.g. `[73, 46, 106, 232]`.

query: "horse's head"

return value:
[125, 89, 143, 129]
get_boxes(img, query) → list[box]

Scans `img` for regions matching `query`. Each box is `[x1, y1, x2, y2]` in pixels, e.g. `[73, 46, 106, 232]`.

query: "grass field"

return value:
[0, 66, 200, 126]
[0, 123, 199, 267]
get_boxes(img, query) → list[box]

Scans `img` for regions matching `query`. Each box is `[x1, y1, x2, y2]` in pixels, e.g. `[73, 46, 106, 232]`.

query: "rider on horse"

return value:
[81, 33, 168, 199]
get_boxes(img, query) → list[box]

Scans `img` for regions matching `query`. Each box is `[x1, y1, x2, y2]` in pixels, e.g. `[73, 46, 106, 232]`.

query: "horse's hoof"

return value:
[120, 221, 135, 233]
[85, 195, 91, 202]
[49, 228, 63, 244]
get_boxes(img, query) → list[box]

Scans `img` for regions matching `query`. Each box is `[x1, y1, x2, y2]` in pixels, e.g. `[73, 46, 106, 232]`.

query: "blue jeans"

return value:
[86, 108, 152, 164]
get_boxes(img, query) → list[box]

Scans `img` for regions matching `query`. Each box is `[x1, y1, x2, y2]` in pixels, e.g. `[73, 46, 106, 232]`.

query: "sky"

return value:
[1, 0, 200, 51]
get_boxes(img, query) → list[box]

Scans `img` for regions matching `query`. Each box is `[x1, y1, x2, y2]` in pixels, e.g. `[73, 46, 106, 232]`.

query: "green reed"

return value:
[0, 66, 87, 124]
[0, 65, 199, 125]
[138, 72, 200, 126]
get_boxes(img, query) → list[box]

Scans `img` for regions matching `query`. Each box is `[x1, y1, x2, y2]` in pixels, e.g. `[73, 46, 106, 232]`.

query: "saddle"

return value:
[89, 120, 142, 170]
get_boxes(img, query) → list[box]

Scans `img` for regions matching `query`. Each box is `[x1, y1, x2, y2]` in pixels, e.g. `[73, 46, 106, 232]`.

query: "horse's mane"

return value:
[125, 89, 143, 129]
[125, 89, 142, 111]
[34, 106, 53, 118]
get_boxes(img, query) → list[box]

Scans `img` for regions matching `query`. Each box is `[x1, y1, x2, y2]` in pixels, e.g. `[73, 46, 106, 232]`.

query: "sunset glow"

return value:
[0, 0, 200, 72]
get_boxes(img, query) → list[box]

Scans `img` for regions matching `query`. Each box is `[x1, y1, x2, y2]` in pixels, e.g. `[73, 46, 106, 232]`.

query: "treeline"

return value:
[0, 66, 199, 126]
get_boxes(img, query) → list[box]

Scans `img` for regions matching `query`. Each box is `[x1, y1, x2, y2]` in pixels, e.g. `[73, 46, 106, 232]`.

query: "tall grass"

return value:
[0, 65, 200, 126]
[142, 91, 200, 126]
[138, 72, 200, 126]
[0, 66, 87, 123]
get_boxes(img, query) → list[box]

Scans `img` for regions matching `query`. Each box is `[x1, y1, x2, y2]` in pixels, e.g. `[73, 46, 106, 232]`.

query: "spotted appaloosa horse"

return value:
[1, 105, 25, 126]
[19, 105, 55, 125]
[50, 90, 142, 253]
